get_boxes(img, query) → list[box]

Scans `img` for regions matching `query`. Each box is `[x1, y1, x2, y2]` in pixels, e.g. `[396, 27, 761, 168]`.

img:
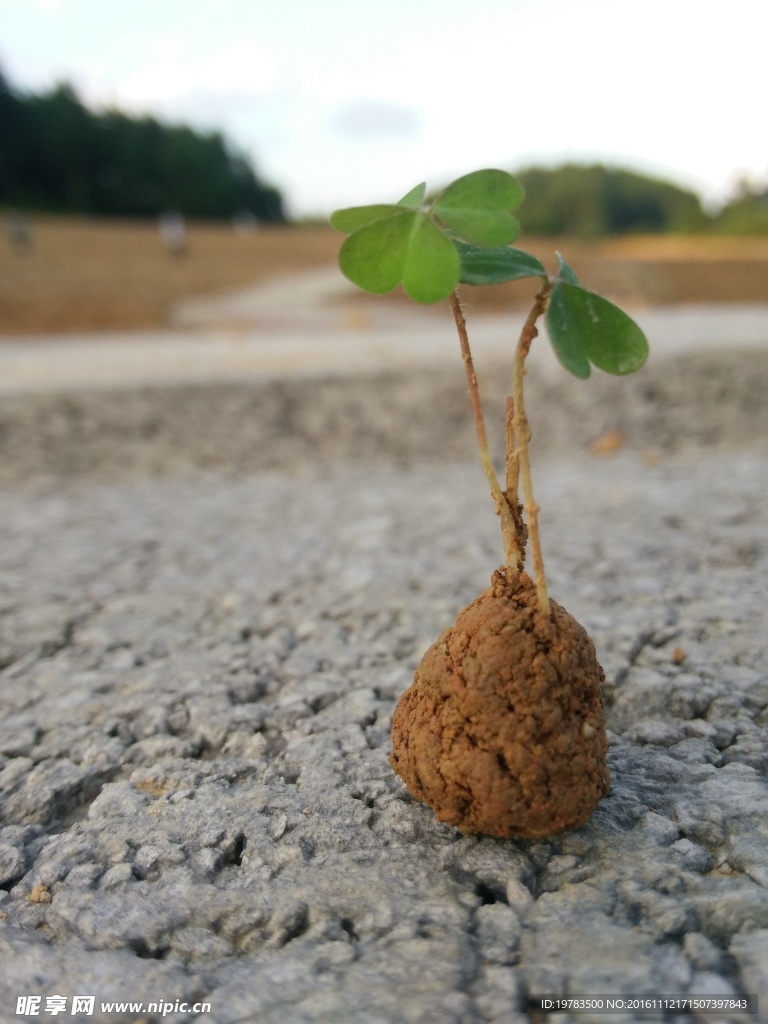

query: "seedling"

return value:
[331, 169, 649, 838]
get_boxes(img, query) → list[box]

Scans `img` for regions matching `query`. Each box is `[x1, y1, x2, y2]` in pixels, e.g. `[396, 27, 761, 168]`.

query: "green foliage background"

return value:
[514, 164, 707, 235]
[711, 185, 768, 235]
[0, 67, 284, 221]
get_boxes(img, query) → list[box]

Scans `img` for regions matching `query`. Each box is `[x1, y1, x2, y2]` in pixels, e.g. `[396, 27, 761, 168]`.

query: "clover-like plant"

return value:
[331, 170, 649, 838]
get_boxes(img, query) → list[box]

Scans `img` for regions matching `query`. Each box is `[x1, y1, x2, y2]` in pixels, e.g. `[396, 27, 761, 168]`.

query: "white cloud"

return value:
[117, 39, 278, 111]
[329, 100, 422, 141]
[197, 40, 278, 96]
[15, 0, 66, 9]
[146, 33, 189, 61]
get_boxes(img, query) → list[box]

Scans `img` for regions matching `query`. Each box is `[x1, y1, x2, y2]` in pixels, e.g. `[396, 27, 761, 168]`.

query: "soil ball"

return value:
[389, 569, 610, 838]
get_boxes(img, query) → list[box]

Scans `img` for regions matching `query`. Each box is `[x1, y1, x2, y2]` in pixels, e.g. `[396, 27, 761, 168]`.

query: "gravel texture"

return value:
[1, 347, 767, 485]
[0, 327, 767, 1022]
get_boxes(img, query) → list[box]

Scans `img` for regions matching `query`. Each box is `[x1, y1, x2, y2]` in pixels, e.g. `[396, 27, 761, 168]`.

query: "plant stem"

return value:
[505, 396, 519, 508]
[510, 283, 552, 615]
[449, 291, 521, 572]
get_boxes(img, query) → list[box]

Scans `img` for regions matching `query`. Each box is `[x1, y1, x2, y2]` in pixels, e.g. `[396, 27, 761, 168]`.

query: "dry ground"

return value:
[0, 218, 340, 334]
[460, 234, 768, 313]
[1, 214, 767, 335]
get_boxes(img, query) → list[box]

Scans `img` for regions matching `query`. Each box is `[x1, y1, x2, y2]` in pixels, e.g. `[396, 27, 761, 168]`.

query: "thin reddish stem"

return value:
[510, 283, 552, 614]
[449, 291, 521, 572]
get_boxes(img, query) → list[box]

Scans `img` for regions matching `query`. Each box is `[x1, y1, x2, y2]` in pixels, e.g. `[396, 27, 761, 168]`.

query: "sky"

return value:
[1, 0, 766, 218]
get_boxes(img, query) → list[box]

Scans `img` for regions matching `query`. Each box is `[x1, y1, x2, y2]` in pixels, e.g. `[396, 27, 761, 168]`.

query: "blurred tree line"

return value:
[514, 163, 706, 235]
[3, 62, 766, 234]
[711, 178, 768, 235]
[0, 66, 285, 221]
[514, 163, 768, 236]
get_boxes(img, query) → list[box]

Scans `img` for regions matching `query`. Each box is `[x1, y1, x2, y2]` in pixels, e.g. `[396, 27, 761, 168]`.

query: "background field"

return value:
[2, 216, 767, 335]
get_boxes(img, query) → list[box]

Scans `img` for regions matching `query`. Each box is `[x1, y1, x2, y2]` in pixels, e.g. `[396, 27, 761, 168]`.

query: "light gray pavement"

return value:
[2, 303, 768, 394]
[0, 263, 767, 393]
[1, 270, 768, 1023]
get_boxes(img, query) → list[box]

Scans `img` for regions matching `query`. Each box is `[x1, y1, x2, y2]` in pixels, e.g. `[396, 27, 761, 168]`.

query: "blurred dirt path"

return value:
[1, 264, 767, 394]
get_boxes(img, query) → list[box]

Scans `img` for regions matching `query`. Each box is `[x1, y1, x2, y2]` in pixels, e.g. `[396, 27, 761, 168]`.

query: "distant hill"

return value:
[712, 183, 768, 235]
[513, 163, 707, 236]
[0, 65, 285, 221]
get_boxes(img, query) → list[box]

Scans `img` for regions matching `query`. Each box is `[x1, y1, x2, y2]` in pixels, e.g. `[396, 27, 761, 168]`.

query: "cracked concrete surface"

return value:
[1, 297, 767, 1022]
[1, 445, 767, 1023]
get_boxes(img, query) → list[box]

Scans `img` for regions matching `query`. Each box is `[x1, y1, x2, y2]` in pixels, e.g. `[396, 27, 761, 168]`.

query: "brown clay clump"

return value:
[390, 568, 610, 838]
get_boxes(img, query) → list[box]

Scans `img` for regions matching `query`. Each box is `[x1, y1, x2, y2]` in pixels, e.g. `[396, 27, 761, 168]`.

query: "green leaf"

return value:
[338, 211, 417, 295]
[546, 283, 591, 379]
[546, 282, 649, 378]
[401, 215, 460, 303]
[332, 170, 527, 303]
[330, 204, 402, 233]
[432, 169, 524, 247]
[337, 209, 459, 304]
[456, 242, 547, 286]
[398, 182, 427, 209]
[554, 251, 580, 285]
[577, 287, 649, 375]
